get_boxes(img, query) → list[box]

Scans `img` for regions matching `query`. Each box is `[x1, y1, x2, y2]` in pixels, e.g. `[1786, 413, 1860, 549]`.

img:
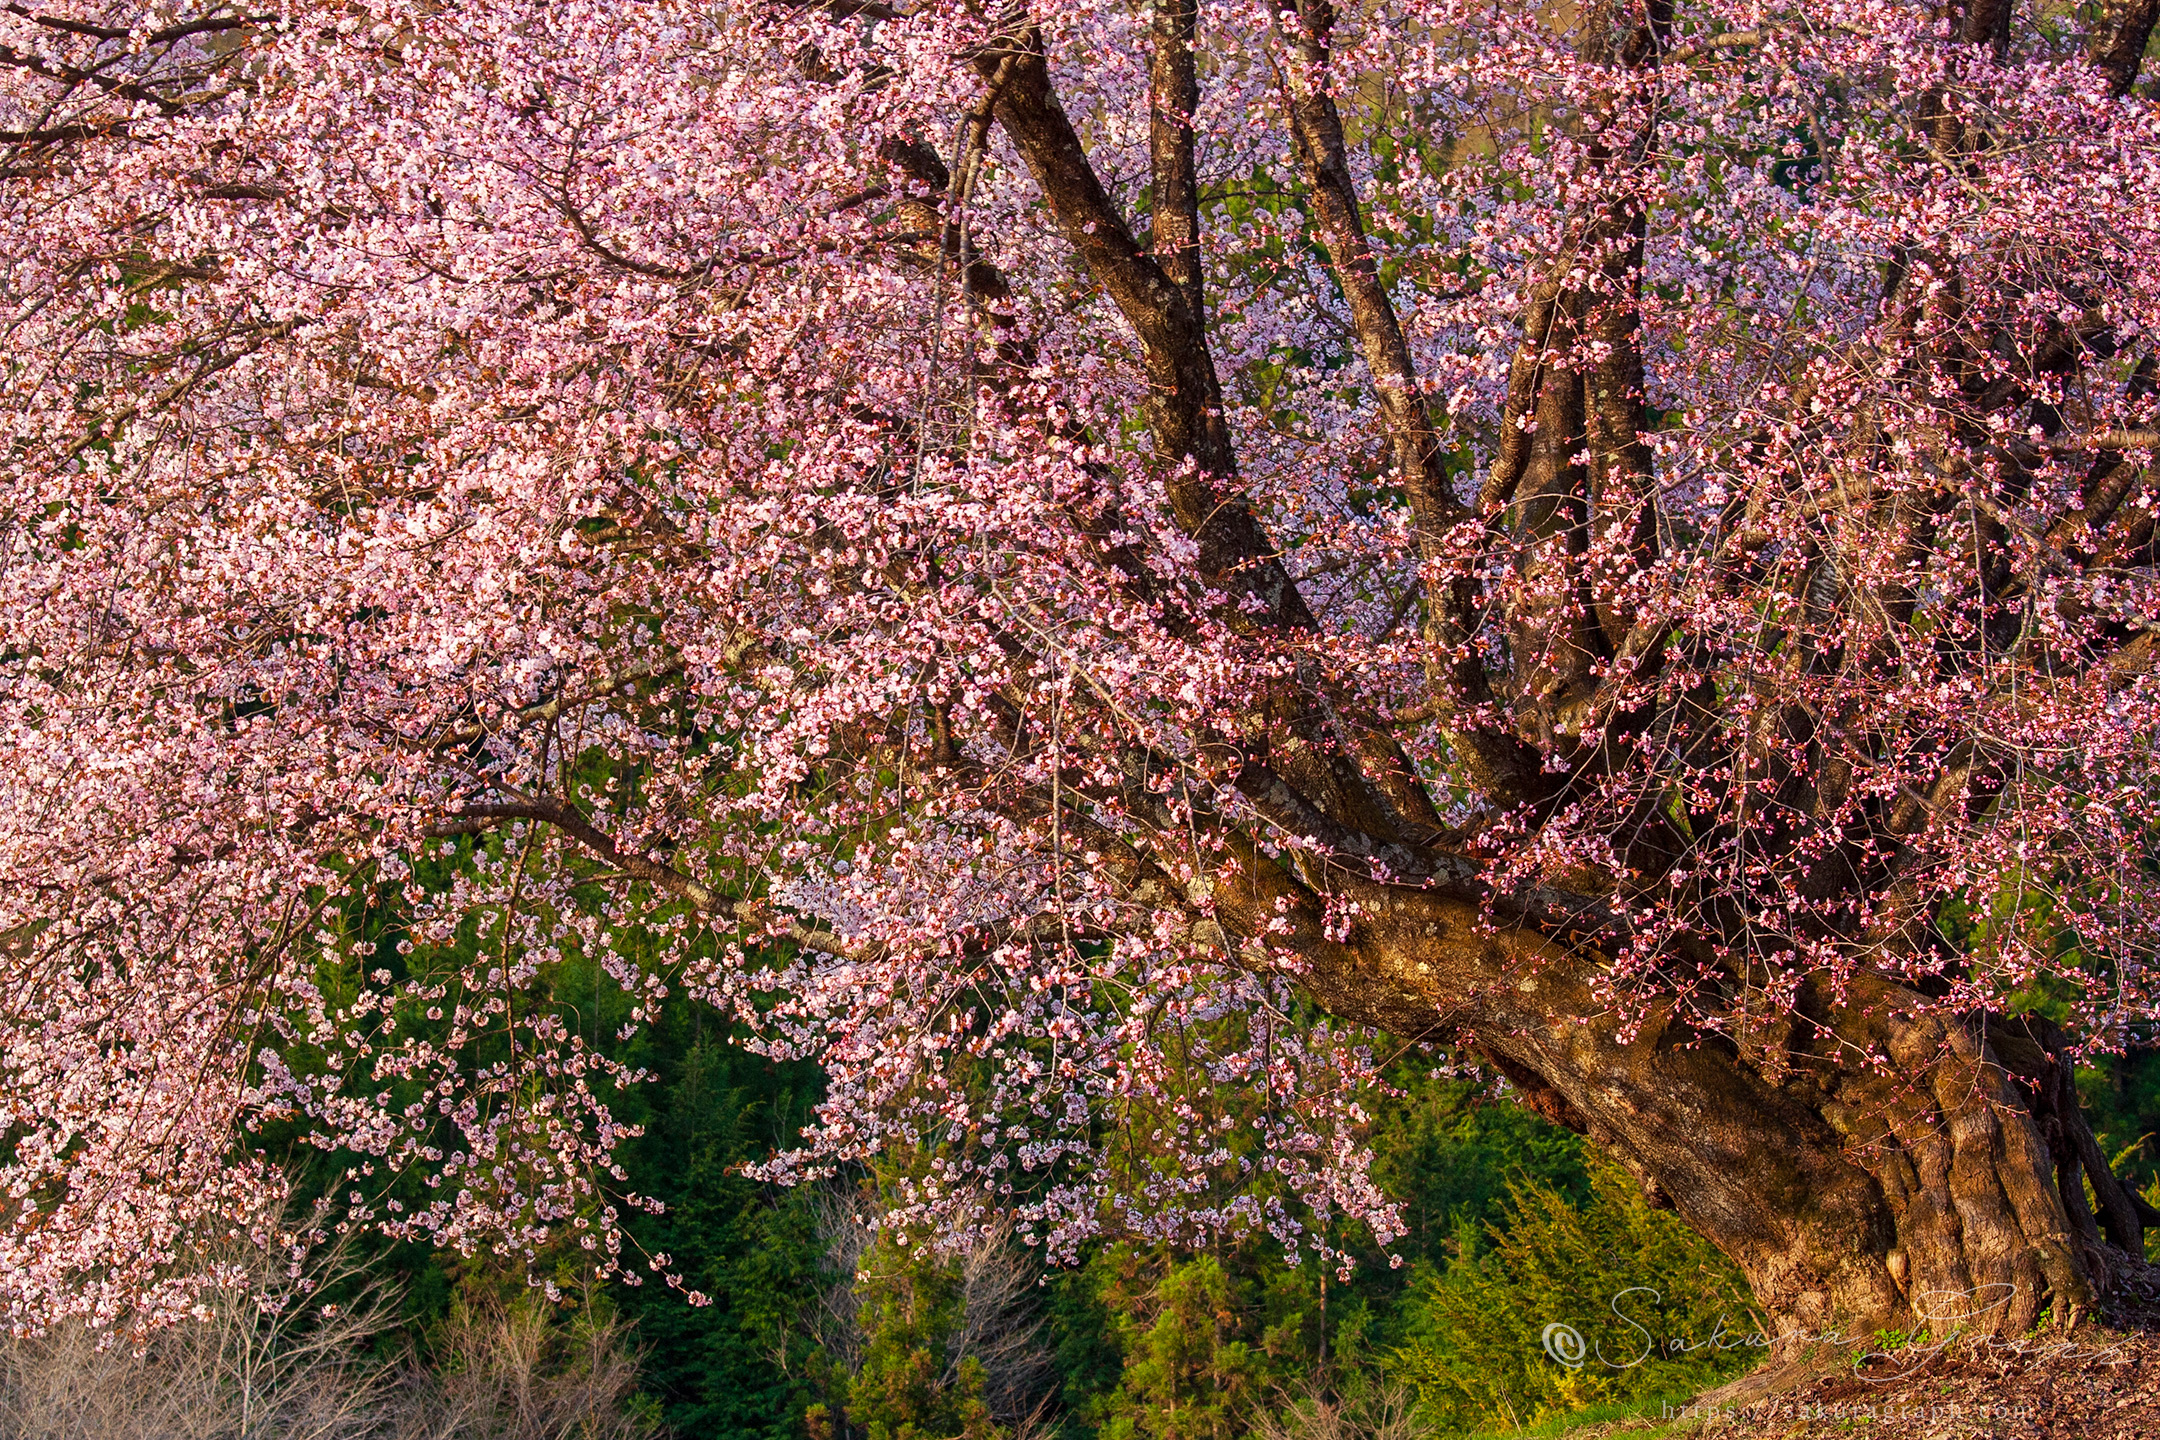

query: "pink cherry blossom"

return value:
[2, 0, 2157, 1331]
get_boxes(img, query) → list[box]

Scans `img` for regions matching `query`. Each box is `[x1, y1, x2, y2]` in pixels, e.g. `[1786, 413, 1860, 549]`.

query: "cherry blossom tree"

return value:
[4, 0, 2160, 1352]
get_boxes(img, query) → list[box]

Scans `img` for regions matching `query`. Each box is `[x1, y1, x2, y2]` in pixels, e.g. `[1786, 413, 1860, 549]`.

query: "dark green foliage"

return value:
[2076, 1042, 2160, 1259]
[1388, 1158, 1756, 1434]
[1050, 1242, 1336, 1440]
[609, 1018, 830, 1440]
[1095, 1253, 1263, 1440]
[1049, 1266, 1125, 1421]
[835, 1244, 1007, 1440]
[2078, 1043, 2160, 1188]
[1365, 1071, 1590, 1280]
[1039, 1067, 1603, 1440]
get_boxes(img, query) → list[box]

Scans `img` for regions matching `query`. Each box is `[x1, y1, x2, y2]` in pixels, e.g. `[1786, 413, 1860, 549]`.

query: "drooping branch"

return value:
[433, 798, 726, 912]
[433, 797, 895, 960]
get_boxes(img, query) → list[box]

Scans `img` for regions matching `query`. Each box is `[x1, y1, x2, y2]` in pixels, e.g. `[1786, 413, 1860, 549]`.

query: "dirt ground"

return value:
[1588, 1267, 2160, 1439]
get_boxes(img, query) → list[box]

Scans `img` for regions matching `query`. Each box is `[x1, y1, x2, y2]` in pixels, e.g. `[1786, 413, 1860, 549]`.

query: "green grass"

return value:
[1458, 1389, 1711, 1438]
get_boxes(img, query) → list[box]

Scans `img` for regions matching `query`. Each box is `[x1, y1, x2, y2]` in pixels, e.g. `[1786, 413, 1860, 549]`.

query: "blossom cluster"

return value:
[1, 0, 2156, 1327]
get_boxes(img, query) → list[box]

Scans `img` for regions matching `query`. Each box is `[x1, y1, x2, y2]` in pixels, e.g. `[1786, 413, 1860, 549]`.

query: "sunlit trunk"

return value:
[1279, 886, 2147, 1353]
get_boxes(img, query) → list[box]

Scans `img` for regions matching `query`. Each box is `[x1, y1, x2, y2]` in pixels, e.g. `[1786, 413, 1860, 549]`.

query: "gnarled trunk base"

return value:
[1294, 887, 2153, 1361]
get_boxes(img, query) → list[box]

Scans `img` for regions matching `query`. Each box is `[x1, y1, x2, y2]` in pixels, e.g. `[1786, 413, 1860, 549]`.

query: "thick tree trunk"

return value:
[1236, 873, 2150, 1353]
[962, 0, 2160, 1366]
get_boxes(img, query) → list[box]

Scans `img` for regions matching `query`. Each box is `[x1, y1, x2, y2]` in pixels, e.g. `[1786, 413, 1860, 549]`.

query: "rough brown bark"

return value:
[2096, 0, 2160, 96]
[769, 3, 2160, 1365]
[1239, 864, 2143, 1351]
[947, 5, 2158, 1355]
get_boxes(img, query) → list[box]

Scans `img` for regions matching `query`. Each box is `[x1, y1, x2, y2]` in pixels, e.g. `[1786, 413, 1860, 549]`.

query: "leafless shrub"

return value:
[949, 1227, 1053, 1424]
[385, 1288, 655, 1440]
[811, 1193, 1054, 1426]
[1253, 1383, 1435, 1440]
[0, 1235, 397, 1440]
[0, 1240, 655, 1440]
[809, 1190, 874, 1373]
